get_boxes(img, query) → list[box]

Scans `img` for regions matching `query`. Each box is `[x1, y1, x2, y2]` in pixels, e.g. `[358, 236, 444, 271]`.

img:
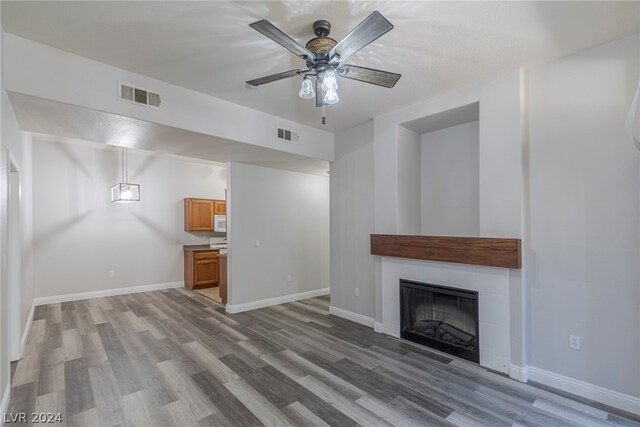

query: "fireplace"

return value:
[400, 279, 479, 363]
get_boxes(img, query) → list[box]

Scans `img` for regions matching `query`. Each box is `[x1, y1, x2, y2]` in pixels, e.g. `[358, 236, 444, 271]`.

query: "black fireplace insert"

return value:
[400, 279, 479, 363]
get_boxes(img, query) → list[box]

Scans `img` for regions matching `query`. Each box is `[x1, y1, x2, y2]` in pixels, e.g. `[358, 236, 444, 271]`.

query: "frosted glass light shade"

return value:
[323, 88, 339, 105]
[111, 183, 140, 203]
[321, 69, 338, 92]
[299, 77, 315, 99]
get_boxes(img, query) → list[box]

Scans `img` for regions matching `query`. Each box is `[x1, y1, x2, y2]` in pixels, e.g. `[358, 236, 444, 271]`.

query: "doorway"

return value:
[8, 152, 21, 361]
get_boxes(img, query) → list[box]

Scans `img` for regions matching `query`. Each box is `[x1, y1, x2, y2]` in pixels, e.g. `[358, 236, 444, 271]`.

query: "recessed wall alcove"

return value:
[397, 102, 480, 236]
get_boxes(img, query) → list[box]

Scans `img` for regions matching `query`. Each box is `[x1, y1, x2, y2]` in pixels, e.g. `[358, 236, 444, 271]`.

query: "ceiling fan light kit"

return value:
[246, 11, 401, 124]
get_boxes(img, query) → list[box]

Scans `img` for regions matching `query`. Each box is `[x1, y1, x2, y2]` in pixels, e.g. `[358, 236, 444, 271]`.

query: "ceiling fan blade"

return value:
[249, 19, 316, 61]
[316, 77, 325, 107]
[338, 65, 401, 88]
[329, 11, 393, 62]
[246, 69, 304, 87]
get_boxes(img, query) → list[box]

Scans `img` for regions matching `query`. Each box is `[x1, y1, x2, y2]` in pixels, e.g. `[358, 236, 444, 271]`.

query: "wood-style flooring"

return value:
[8, 289, 639, 426]
[194, 287, 222, 304]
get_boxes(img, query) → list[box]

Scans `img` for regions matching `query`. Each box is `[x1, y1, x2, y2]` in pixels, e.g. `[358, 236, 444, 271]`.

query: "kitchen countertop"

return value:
[183, 245, 219, 252]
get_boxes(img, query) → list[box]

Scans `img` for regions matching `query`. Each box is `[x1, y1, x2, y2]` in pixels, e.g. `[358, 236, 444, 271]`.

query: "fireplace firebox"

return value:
[400, 279, 479, 363]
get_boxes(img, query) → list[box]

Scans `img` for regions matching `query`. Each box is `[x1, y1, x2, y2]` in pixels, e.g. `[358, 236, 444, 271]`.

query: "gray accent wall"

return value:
[330, 121, 375, 319]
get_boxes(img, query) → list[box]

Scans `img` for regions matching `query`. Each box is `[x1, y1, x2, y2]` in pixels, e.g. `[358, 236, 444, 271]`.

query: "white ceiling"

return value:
[2, 1, 639, 132]
[8, 92, 330, 175]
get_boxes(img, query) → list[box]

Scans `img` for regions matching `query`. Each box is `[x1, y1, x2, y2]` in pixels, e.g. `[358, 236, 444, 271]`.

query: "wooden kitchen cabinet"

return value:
[184, 250, 219, 289]
[184, 198, 226, 231]
[184, 198, 214, 231]
[219, 256, 227, 304]
[214, 200, 226, 215]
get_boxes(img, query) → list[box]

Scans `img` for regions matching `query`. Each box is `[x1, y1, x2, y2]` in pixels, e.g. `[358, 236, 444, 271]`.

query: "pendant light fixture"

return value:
[111, 147, 140, 203]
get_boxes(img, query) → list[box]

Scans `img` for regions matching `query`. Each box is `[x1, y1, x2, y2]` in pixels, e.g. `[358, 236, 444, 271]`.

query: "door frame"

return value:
[7, 150, 22, 361]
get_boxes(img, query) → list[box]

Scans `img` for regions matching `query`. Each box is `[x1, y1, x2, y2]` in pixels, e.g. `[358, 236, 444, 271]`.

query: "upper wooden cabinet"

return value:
[184, 198, 226, 231]
[185, 198, 214, 231]
[214, 200, 226, 215]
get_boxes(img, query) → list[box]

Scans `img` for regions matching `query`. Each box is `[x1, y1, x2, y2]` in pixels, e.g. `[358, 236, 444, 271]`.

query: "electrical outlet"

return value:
[255, 240, 261, 247]
[355, 288, 360, 297]
[287, 275, 292, 282]
[108, 270, 115, 278]
[569, 335, 581, 350]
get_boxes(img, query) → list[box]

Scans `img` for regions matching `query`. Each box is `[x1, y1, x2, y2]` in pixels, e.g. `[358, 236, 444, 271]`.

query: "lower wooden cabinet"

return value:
[219, 256, 227, 304]
[184, 250, 219, 289]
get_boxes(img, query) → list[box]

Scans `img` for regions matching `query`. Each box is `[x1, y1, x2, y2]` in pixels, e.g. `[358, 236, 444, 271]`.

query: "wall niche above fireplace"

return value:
[400, 279, 479, 363]
[397, 102, 480, 236]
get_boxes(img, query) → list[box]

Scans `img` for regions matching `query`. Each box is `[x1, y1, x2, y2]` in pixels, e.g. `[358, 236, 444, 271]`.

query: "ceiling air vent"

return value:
[118, 82, 162, 109]
[277, 128, 299, 142]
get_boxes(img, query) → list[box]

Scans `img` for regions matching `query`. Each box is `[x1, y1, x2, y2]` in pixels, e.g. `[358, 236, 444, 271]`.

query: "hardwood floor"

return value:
[8, 289, 639, 426]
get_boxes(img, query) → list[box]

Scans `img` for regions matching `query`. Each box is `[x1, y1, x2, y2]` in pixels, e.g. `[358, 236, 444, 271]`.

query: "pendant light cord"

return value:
[122, 147, 128, 183]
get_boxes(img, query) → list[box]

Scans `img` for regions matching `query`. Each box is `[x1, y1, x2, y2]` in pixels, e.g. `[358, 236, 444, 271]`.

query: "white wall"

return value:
[527, 34, 640, 398]
[31, 137, 226, 298]
[228, 163, 329, 307]
[3, 34, 334, 162]
[330, 121, 375, 320]
[397, 126, 421, 234]
[421, 121, 480, 236]
[0, 20, 33, 410]
[20, 134, 33, 333]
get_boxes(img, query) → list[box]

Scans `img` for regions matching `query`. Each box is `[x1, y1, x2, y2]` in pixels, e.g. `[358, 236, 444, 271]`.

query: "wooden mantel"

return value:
[370, 234, 521, 269]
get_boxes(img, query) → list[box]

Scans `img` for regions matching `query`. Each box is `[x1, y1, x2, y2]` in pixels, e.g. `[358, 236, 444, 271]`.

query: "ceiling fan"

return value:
[246, 11, 401, 123]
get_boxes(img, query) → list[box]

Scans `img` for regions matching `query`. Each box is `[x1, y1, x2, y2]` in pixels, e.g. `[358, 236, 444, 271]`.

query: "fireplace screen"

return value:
[400, 279, 479, 363]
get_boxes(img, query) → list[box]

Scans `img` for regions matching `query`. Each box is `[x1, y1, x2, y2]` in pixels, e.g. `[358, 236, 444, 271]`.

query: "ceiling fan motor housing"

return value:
[305, 36, 337, 57]
[306, 20, 336, 59]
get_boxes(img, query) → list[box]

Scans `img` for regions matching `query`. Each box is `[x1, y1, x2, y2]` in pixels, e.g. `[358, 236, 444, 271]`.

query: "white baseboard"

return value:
[374, 322, 384, 333]
[509, 364, 529, 383]
[329, 306, 375, 328]
[528, 366, 640, 415]
[1, 383, 10, 424]
[17, 301, 35, 359]
[225, 288, 329, 314]
[33, 281, 184, 306]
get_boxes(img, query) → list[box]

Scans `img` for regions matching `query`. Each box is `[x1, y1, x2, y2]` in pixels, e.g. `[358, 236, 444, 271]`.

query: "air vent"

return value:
[277, 128, 298, 142]
[118, 82, 161, 109]
[120, 84, 134, 102]
[147, 92, 161, 108]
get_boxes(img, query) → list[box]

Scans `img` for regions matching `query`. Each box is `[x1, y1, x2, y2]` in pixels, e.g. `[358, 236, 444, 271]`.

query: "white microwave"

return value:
[214, 214, 226, 232]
